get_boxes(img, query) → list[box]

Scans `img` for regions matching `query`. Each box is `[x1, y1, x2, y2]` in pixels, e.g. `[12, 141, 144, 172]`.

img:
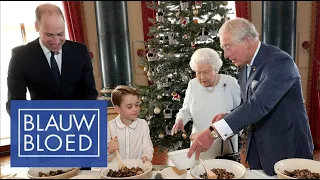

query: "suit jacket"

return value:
[224, 42, 314, 175]
[6, 38, 98, 113]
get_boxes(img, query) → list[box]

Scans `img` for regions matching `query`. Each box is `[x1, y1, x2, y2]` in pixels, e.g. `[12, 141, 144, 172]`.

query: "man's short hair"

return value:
[35, 3, 65, 23]
[218, 17, 259, 42]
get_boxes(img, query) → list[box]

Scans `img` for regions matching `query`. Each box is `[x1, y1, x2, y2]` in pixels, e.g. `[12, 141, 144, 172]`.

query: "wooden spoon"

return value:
[199, 158, 217, 179]
[108, 122, 125, 170]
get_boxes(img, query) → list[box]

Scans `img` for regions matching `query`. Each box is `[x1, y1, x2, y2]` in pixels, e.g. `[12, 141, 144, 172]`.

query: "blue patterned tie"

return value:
[247, 64, 251, 79]
[50, 51, 60, 86]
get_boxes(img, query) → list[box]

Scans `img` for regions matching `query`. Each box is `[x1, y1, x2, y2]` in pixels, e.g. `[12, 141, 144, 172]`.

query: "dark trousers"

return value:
[247, 137, 262, 170]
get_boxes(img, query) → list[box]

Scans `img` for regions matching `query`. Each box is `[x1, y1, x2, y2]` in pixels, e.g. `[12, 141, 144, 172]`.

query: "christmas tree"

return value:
[136, 1, 238, 152]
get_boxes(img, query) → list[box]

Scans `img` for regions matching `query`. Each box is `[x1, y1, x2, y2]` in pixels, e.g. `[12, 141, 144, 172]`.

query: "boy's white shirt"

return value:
[107, 115, 154, 163]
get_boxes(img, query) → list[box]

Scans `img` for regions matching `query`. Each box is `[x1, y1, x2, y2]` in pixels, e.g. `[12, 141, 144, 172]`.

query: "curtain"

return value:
[62, 1, 89, 47]
[140, 1, 156, 42]
[140, 1, 156, 85]
[235, 1, 251, 21]
[307, 1, 320, 149]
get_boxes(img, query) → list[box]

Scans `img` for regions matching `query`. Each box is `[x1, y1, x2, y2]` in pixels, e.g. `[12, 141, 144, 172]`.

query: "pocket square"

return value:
[251, 80, 259, 90]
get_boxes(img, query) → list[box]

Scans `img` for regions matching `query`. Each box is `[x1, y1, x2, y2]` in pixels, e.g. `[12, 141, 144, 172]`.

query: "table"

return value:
[1, 167, 277, 179]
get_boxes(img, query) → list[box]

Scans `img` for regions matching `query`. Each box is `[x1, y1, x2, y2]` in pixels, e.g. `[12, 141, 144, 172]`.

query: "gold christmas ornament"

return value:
[143, 66, 148, 72]
[168, 52, 175, 57]
[221, 1, 228, 6]
[157, 95, 162, 100]
[176, 11, 180, 18]
[182, 133, 187, 139]
[193, 8, 199, 16]
[158, 133, 165, 139]
[154, 107, 161, 114]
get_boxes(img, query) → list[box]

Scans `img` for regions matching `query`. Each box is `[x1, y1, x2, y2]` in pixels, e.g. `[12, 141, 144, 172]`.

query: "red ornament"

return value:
[137, 49, 145, 57]
[195, 1, 202, 7]
[179, 17, 188, 27]
[171, 91, 181, 101]
[302, 41, 309, 50]
[89, 52, 94, 59]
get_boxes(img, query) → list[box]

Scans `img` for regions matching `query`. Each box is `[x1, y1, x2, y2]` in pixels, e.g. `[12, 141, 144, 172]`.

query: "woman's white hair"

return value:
[189, 48, 223, 72]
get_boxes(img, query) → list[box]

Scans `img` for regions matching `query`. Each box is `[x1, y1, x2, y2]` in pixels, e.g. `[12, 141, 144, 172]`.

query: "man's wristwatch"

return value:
[208, 126, 220, 139]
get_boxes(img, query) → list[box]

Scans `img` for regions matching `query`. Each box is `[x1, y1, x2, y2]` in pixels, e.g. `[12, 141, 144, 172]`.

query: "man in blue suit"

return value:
[187, 18, 314, 176]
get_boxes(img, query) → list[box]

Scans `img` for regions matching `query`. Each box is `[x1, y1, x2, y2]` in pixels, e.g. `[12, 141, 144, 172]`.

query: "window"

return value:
[0, 1, 69, 144]
[226, 1, 236, 19]
[192, 1, 236, 23]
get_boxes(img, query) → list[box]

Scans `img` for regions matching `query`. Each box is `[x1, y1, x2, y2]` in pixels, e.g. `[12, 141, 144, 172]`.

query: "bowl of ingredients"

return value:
[99, 159, 152, 179]
[190, 159, 246, 179]
[274, 158, 320, 179]
[27, 167, 80, 179]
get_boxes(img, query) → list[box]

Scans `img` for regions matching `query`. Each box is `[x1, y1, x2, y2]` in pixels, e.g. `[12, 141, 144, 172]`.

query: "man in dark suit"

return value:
[6, 3, 98, 114]
[187, 18, 314, 176]
[7, 3, 98, 170]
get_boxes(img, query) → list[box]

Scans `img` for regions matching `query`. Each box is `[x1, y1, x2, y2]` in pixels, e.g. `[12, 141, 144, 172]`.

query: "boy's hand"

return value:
[108, 136, 119, 154]
[141, 156, 149, 163]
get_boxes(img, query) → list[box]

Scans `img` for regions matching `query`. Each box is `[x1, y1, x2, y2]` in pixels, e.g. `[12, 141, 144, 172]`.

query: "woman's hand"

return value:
[171, 119, 185, 135]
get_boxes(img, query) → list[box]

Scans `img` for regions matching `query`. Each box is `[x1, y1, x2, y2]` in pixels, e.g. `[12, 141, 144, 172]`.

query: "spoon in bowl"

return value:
[108, 122, 125, 170]
[199, 158, 217, 179]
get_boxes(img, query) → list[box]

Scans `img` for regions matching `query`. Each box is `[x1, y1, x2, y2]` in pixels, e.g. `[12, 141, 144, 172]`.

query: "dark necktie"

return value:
[50, 51, 60, 86]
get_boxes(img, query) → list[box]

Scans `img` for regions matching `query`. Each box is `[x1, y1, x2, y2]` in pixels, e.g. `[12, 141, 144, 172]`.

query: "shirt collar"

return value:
[115, 115, 138, 130]
[39, 39, 62, 55]
[247, 41, 261, 67]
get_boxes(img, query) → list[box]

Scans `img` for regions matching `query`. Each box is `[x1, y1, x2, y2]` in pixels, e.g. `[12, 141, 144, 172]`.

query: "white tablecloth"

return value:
[2, 167, 277, 179]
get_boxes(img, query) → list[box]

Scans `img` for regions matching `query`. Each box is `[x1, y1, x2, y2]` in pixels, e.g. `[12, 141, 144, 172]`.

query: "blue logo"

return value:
[10, 100, 107, 167]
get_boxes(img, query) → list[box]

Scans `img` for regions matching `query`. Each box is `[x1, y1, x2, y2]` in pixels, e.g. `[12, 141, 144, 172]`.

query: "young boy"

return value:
[107, 85, 154, 163]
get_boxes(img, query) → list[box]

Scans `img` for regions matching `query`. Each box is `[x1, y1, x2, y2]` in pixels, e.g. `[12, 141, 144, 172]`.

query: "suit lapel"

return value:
[32, 39, 61, 92]
[32, 39, 52, 71]
[245, 43, 267, 100]
[60, 41, 71, 87]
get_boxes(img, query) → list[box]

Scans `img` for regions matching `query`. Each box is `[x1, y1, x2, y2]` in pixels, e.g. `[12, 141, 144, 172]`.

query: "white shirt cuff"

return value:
[212, 119, 234, 141]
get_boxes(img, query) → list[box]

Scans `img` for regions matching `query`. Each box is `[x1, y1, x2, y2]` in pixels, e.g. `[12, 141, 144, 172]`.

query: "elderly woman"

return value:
[171, 48, 241, 160]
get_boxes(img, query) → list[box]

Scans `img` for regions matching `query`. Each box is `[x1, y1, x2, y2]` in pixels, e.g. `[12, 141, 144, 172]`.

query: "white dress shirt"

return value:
[214, 41, 262, 140]
[107, 115, 154, 162]
[39, 39, 62, 74]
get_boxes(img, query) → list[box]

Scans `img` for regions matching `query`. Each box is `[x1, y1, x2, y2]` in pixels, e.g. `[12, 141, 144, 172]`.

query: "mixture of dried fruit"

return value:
[106, 166, 144, 177]
[38, 168, 75, 177]
[200, 168, 235, 179]
[283, 169, 320, 179]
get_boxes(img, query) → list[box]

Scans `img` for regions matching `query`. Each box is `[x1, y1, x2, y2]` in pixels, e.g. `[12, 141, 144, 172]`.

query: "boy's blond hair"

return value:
[111, 85, 139, 107]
